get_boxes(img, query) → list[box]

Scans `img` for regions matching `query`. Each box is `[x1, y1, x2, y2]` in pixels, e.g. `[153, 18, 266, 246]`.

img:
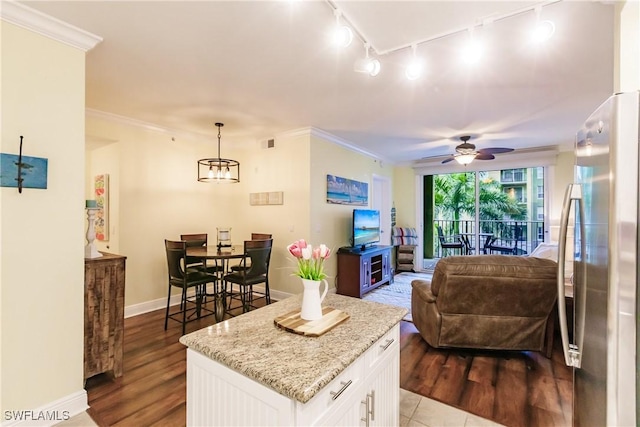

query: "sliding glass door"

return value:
[425, 167, 545, 259]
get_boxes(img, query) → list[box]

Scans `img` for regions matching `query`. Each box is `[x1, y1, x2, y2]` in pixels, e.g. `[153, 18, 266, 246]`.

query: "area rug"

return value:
[363, 272, 433, 322]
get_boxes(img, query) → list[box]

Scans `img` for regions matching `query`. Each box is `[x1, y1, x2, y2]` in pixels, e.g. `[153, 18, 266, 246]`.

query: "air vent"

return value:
[261, 138, 275, 149]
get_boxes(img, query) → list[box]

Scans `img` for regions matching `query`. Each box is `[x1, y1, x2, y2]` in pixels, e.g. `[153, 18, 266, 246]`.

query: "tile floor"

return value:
[55, 411, 97, 426]
[400, 388, 505, 427]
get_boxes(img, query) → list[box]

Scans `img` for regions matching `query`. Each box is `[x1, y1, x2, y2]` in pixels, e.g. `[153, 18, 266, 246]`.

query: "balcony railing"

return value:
[433, 219, 544, 258]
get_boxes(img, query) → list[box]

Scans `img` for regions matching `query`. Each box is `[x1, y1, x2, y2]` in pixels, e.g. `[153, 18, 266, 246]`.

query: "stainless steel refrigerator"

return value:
[557, 91, 639, 426]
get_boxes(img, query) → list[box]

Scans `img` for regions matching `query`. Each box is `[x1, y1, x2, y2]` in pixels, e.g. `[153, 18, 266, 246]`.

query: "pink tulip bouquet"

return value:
[287, 239, 331, 280]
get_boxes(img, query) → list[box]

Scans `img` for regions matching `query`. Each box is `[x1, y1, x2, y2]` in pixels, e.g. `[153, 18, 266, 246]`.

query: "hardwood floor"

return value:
[399, 321, 573, 427]
[85, 303, 572, 427]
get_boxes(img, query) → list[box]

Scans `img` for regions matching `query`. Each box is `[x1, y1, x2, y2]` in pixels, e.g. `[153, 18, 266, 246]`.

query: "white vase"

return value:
[300, 278, 328, 321]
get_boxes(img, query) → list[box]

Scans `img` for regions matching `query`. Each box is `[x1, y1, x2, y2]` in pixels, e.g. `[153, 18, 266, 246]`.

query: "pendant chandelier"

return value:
[197, 122, 240, 183]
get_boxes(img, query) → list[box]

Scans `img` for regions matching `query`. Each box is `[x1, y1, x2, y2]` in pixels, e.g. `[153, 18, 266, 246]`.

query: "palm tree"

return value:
[434, 173, 474, 234]
[435, 173, 526, 231]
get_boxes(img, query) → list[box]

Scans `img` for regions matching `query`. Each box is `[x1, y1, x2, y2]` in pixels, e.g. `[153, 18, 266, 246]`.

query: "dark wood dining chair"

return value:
[164, 239, 217, 335]
[224, 238, 273, 315]
[180, 233, 222, 274]
[230, 233, 272, 272]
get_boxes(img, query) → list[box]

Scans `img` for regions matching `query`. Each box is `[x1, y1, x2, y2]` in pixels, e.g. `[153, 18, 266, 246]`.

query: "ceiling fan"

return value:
[442, 135, 514, 165]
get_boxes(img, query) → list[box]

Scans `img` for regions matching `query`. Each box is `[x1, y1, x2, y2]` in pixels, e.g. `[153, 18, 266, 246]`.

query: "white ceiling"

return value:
[21, 0, 615, 165]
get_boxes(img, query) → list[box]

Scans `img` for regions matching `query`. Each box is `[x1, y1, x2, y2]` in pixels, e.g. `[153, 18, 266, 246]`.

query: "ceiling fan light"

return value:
[455, 153, 477, 165]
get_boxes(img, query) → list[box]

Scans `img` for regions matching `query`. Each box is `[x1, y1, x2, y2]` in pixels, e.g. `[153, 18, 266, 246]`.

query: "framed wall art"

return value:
[94, 174, 109, 241]
[0, 153, 48, 189]
[326, 174, 368, 206]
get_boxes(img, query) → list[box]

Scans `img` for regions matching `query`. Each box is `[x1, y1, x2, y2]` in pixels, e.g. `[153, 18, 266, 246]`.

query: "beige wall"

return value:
[238, 131, 312, 295]
[84, 124, 396, 304]
[85, 115, 252, 307]
[309, 135, 393, 290]
[392, 166, 417, 229]
[1, 21, 86, 412]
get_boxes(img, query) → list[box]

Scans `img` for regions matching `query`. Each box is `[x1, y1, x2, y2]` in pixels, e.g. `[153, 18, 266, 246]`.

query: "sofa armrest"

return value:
[411, 279, 436, 303]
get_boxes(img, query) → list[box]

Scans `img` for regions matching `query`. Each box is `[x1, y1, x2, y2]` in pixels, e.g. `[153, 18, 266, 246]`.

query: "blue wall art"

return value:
[0, 153, 48, 189]
[326, 174, 368, 206]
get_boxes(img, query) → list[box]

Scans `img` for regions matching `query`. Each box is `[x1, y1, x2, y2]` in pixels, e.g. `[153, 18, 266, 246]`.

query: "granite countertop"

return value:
[179, 293, 407, 403]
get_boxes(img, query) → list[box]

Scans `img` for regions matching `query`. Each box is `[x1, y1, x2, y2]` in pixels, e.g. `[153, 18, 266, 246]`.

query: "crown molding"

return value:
[308, 127, 388, 162]
[86, 109, 393, 163]
[264, 126, 391, 163]
[85, 108, 211, 142]
[0, 1, 102, 51]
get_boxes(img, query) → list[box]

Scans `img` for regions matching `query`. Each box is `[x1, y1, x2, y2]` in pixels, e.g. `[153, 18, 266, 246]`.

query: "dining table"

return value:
[186, 244, 246, 321]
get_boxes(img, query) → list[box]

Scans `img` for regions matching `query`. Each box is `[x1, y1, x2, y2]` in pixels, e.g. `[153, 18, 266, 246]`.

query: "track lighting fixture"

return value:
[325, 0, 559, 80]
[531, 6, 555, 43]
[405, 44, 423, 80]
[354, 43, 380, 76]
[333, 9, 353, 47]
[532, 20, 555, 43]
[461, 28, 484, 65]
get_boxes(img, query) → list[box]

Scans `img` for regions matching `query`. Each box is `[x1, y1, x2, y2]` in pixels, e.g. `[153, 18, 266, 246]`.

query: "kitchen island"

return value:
[179, 293, 407, 426]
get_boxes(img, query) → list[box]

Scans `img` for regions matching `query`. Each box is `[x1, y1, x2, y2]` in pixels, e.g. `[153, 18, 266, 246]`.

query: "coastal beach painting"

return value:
[326, 174, 368, 206]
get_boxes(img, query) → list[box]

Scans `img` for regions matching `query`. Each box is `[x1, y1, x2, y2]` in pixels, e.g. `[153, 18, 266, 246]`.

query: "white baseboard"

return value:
[1, 390, 88, 427]
[124, 287, 295, 318]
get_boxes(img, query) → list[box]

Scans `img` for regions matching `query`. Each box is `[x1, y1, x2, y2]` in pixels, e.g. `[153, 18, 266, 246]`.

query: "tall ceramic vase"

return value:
[300, 278, 328, 321]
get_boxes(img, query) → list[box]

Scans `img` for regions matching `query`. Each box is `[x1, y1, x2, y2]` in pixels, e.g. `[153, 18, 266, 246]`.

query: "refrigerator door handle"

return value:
[558, 183, 583, 368]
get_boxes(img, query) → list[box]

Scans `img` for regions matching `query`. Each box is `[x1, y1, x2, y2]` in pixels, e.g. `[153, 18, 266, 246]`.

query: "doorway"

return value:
[424, 167, 546, 262]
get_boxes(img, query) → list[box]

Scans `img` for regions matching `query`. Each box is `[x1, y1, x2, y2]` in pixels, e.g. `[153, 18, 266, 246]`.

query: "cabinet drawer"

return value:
[364, 324, 399, 371]
[297, 357, 364, 425]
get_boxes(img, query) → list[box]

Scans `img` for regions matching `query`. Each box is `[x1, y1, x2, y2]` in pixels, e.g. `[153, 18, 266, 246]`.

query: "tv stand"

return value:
[336, 245, 392, 298]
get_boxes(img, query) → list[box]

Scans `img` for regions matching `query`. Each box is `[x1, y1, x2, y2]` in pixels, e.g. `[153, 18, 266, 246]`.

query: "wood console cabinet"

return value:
[337, 246, 392, 298]
[84, 252, 126, 380]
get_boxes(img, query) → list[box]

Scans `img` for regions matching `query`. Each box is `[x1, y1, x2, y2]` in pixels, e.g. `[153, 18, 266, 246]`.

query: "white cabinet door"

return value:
[367, 349, 400, 426]
[320, 396, 365, 427]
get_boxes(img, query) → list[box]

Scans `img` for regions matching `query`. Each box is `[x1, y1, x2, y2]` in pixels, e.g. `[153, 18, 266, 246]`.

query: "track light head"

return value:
[354, 58, 380, 76]
[332, 9, 353, 47]
[334, 25, 353, 47]
[531, 20, 555, 43]
[405, 59, 423, 80]
[461, 40, 484, 65]
[405, 44, 423, 80]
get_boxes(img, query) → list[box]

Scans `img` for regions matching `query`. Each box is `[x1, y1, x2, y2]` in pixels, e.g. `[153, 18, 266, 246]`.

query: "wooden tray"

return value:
[274, 307, 350, 337]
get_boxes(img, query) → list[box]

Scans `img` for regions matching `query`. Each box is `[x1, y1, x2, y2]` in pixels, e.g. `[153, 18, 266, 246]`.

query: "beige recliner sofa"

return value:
[411, 255, 558, 357]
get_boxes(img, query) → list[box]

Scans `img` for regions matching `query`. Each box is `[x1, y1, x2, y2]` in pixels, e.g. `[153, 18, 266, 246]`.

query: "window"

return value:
[505, 187, 526, 203]
[501, 168, 525, 183]
[429, 165, 546, 257]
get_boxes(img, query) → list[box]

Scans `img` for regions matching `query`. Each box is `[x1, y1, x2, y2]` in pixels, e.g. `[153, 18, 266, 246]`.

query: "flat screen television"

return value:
[352, 209, 381, 250]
